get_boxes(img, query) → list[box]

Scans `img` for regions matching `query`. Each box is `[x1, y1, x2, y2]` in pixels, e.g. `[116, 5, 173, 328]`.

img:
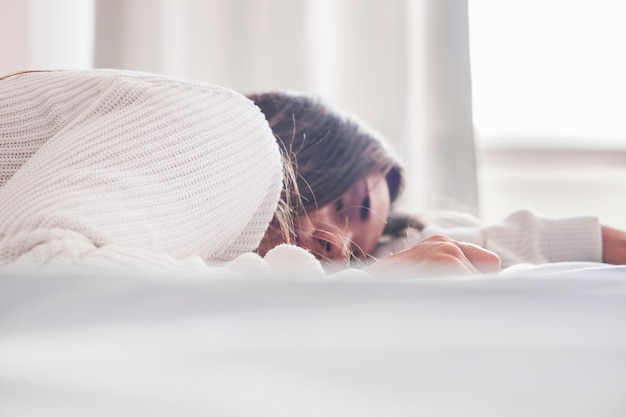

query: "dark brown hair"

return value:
[248, 91, 423, 243]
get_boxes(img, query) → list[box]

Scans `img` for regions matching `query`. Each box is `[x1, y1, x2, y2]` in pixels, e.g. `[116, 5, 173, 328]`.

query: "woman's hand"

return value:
[366, 234, 501, 277]
[601, 225, 626, 264]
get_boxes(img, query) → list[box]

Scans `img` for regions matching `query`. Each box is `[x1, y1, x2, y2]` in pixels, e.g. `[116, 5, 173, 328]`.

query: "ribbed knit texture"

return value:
[478, 209, 603, 267]
[0, 70, 283, 265]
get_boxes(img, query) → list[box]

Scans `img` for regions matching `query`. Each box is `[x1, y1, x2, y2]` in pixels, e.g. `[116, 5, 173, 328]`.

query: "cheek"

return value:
[369, 176, 391, 222]
[363, 176, 391, 254]
[257, 226, 285, 257]
[296, 211, 318, 236]
[294, 208, 330, 249]
[367, 213, 389, 253]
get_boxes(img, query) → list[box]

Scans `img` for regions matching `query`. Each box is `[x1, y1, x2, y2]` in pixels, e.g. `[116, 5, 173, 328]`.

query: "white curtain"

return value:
[0, 0, 94, 74]
[91, 0, 479, 214]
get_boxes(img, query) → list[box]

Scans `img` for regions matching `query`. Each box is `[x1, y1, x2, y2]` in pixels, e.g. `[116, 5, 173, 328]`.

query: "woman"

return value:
[0, 69, 497, 276]
[248, 91, 626, 272]
[248, 90, 411, 261]
[5, 70, 614, 276]
[249, 91, 505, 274]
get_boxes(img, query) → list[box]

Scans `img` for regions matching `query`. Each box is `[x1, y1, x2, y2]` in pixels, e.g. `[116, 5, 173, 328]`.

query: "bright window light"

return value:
[468, 0, 626, 147]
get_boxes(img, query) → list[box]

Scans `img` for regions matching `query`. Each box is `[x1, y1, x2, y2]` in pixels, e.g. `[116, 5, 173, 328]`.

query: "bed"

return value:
[1, 266, 625, 417]
[2, 70, 625, 417]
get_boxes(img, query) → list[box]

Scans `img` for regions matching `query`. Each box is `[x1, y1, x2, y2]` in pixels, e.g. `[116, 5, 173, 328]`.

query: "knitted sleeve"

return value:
[380, 209, 603, 268]
[0, 70, 283, 266]
[476, 209, 603, 267]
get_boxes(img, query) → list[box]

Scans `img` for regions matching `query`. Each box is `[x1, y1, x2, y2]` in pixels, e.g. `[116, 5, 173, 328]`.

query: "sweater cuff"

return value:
[530, 214, 602, 263]
[485, 209, 603, 265]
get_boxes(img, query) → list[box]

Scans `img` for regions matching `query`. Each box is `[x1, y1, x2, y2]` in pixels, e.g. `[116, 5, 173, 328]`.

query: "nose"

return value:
[311, 228, 351, 261]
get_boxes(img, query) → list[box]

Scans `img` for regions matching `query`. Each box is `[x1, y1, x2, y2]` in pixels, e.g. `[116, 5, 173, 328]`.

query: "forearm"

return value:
[601, 225, 626, 264]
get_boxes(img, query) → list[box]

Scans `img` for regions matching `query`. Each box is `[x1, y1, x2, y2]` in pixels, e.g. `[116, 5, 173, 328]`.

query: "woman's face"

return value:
[296, 172, 391, 263]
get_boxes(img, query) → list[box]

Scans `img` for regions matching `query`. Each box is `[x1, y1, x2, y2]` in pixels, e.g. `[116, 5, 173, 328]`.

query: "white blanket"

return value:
[1, 266, 625, 417]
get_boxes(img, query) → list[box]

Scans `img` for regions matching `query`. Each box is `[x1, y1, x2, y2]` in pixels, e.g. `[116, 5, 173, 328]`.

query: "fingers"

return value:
[366, 235, 501, 277]
[453, 240, 501, 273]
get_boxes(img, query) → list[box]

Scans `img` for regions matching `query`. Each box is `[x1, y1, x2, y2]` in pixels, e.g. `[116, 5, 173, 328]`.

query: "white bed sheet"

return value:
[1, 266, 626, 417]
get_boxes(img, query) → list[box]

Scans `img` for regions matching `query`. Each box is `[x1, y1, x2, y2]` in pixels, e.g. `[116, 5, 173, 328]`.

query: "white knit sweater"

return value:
[0, 69, 286, 269]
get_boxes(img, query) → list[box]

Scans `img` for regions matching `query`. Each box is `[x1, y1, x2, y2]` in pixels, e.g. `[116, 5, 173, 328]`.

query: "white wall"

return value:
[469, 0, 626, 228]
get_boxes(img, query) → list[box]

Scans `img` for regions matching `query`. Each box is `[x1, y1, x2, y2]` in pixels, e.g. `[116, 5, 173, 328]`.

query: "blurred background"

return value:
[2, 0, 625, 228]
